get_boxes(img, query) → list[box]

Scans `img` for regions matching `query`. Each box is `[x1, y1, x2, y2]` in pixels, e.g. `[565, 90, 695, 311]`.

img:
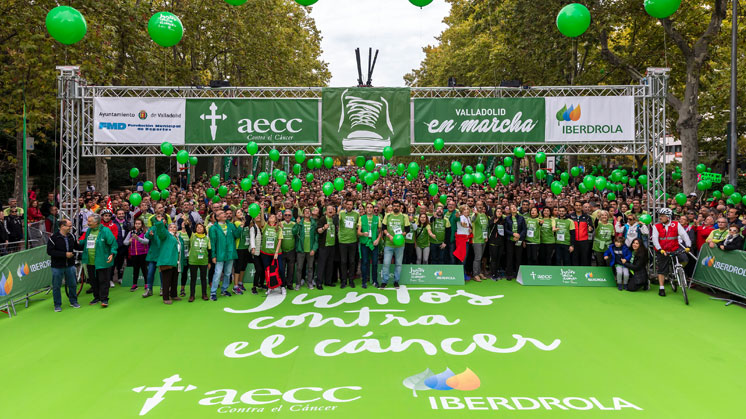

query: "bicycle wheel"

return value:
[676, 266, 688, 305]
[669, 273, 677, 292]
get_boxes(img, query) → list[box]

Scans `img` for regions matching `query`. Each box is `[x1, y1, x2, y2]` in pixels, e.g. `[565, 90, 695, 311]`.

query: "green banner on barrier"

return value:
[184, 99, 319, 144]
[387, 264, 465, 285]
[517, 265, 616, 286]
[693, 245, 746, 298]
[322, 87, 411, 156]
[414, 97, 545, 144]
[0, 247, 52, 305]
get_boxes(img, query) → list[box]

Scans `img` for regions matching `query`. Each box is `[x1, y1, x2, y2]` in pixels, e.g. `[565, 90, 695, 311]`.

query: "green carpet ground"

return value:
[2, 276, 744, 418]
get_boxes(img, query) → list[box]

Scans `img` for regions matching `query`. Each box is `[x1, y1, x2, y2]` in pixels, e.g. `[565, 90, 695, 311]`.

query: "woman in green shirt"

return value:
[524, 207, 541, 265]
[178, 220, 191, 297]
[593, 211, 615, 266]
[256, 213, 284, 294]
[404, 205, 417, 264]
[471, 202, 489, 280]
[414, 213, 431, 264]
[188, 223, 210, 301]
[539, 207, 557, 266]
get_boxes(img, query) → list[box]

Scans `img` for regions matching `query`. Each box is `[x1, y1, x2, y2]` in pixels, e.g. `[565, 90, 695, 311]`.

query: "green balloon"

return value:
[150, 190, 161, 201]
[294, 150, 306, 164]
[629, 179, 637, 187]
[675, 193, 687, 206]
[240, 178, 251, 191]
[275, 171, 287, 185]
[176, 149, 189, 164]
[644, 0, 681, 19]
[536, 169, 546, 180]
[129, 168, 139, 179]
[306, 173, 314, 183]
[474, 172, 485, 185]
[697, 181, 708, 191]
[269, 149, 280, 162]
[365, 160, 375, 172]
[488, 176, 498, 189]
[280, 185, 289, 195]
[465, 166, 474, 175]
[570, 166, 581, 177]
[578, 183, 588, 194]
[189, 156, 198, 166]
[211, 195, 221, 204]
[428, 183, 439, 196]
[334, 177, 345, 191]
[224, 0, 249, 5]
[494, 165, 506, 178]
[148, 12, 183, 47]
[295, 0, 319, 6]
[556, 3, 591, 38]
[696, 163, 706, 174]
[350, 176, 357, 183]
[476, 163, 485, 173]
[640, 214, 652, 225]
[463, 174, 474, 188]
[501, 174, 510, 186]
[380, 168, 387, 177]
[246, 141, 258, 156]
[397, 163, 406, 176]
[293, 164, 302, 175]
[551, 181, 563, 195]
[291, 178, 302, 192]
[595, 176, 607, 190]
[206, 188, 215, 199]
[712, 191, 722, 199]
[451, 161, 462, 175]
[129, 193, 142, 207]
[364, 173, 375, 186]
[356, 156, 366, 167]
[322, 182, 334, 196]
[248, 203, 260, 219]
[513, 147, 525, 158]
[324, 156, 334, 169]
[218, 185, 228, 197]
[156, 174, 171, 190]
[356, 183, 363, 192]
[393, 234, 405, 246]
[382, 146, 394, 160]
[408, 162, 420, 176]
[45, 6, 87, 45]
[257, 172, 269, 186]
[160, 141, 174, 156]
[210, 175, 220, 188]
[143, 181, 154, 193]
[730, 192, 742, 203]
[560, 172, 570, 182]
[503, 156, 513, 167]
[161, 190, 170, 200]
[439, 194, 448, 205]
[607, 192, 617, 201]
[723, 184, 735, 196]
[535, 152, 546, 164]
[637, 175, 648, 186]
[445, 174, 453, 184]
[583, 175, 595, 189]
[433, 137, 445, 151]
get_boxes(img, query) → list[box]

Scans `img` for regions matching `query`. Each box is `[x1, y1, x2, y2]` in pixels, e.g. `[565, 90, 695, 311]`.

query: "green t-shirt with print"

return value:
[540, 218, 556, 244]
[415, 225, 430, 248]
[86, 228, 99, 265]
[281, 221, 296, 252]
[593, 222, 615, 252]
[338, 210, 360, 244]
[554, 218, 574, 245]
[325, 217, 336, 247]
[384, 213, 409, 248]
[261, 224, 282, 254]
[472, 213, 489, 244]
[430, 218, 450, 244]
[237, 225, 250, 250]
[303, 220, 312, 252]
[525, 217, 541, 244]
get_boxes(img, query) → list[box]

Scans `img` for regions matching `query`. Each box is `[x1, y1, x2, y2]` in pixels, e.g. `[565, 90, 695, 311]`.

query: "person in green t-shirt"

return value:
[337, 200, 360, 288]
[78, 214, 117, 307]
[593, 211, 616, 266]
[188, 223, 210, 301]
[554, 206, 575, 266]
[381, 200, 410, 288]
[524, 207, 541, 265]
[539, 207, 557, 266]
[429, 206, 451, 265]
[471, 202, 489, 280]
[316, 205, 338, 289]
[404, 206, 417, 265]
[256, 213, 285, 294]
[444, 201, 460, 264]
[414, 213, 432, 264]
[294, 207, 318, 290]
[280, 210, 298, 289]
[357, 203, 382, 288]
[177, 221, 191, 297]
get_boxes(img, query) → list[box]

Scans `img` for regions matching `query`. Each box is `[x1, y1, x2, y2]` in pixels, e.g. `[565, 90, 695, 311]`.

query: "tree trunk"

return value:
[146, 157, 156, 182]
[13, 131, 22, 201]
[95, 156, 109, 196]
[212, 157, 222, 179]
[676, 61, 704, 195]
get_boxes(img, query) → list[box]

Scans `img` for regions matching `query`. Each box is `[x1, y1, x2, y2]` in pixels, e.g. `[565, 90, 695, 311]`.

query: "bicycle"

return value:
[664, 248, 690, 305]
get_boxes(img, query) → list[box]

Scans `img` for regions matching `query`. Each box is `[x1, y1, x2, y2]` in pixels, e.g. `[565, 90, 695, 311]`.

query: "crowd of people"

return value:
[25, 164, 746, 311]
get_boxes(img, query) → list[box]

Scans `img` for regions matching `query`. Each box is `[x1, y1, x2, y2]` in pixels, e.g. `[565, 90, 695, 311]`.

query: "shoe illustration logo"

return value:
[17, 263, 29, 278]
[337, 89, 394, 152]
[701, 256, 715, 267]
[402, 368, 480, 397]
[132, 374, 197, 416]
[556, 104, 581, 124]
[200, 102, 227, 141]
[0, 272, 13, 296]
[138, 110, 148, 120]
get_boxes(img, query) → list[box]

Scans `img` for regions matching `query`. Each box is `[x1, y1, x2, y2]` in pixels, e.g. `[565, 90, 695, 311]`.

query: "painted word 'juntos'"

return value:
[224, 333, 561, 359]
[224, 286, 504, 314]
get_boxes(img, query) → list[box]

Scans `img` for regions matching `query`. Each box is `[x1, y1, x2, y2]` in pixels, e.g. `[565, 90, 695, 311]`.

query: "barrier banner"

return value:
[322, 87, 411, 156]
[383, 264, 465, 285]
[693, 245, 746, 298]
[184, 99, 319, 144]
[517, 265, 616, 286]
[0, 247, 53, 305]
[94, 97, 185, 144]
[413, 97, 545, 143]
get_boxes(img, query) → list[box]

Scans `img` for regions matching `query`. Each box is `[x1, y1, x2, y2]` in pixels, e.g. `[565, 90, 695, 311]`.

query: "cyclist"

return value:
[651, 208, 691, 297]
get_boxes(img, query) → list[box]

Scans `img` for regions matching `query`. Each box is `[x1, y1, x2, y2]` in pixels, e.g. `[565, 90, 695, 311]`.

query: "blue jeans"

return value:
[146, 261, 157, 289]
[51, 266, 77, 307]
[447, 241, 457, 264]
[381, 246, 404, 284]
[360, 245, 379, 285]
[211, 259, 234, 294]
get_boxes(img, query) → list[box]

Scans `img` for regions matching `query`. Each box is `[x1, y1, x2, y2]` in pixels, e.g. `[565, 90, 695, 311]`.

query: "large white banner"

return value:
[544, 96, 635, 142]
[93, 98, 185, 144]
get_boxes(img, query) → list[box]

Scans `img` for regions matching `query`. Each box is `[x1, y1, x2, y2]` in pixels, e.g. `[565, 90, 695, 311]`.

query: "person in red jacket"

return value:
[694, 215, 715, 253]
[651, 208, 691, 297]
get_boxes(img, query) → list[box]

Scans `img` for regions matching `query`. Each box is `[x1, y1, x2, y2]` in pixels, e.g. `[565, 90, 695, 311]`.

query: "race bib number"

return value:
[406, 232, 413, 240]
[557, 232, 565, 242]
[497, 225, 504, 236]
[483, 231, 488, 240]
[344, 218, 355, 229]
[266, 239, 275, 249]
[393, 226, 402, 235]
[198, 253, 205, 259]
[527, 229, 535, 238]
[368, 231, 372, 238]
[87, 238, 95, 249]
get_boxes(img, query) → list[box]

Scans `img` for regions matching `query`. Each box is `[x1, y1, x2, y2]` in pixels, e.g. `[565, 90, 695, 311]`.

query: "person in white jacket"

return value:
[615, 213, 649, 248]
[248, 216, 263, 294]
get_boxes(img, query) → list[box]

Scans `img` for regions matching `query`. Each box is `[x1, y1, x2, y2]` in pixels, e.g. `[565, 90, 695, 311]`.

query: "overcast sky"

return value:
[308, 0, 451, 87]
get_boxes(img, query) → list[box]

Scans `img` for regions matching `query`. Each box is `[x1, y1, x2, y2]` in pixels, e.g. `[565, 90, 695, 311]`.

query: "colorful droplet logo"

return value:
[16, 263, 29, 278]
[403, 368, 480, 396]
[445, 368, 481, 391]
[556, 104, 581, 123]
[424, 368, 455, 390]
[0, 272, 13, 296]
[702, 256, 715, 267]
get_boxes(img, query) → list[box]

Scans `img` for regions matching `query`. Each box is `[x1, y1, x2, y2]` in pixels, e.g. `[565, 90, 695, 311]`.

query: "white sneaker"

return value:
[266, 288, 270, 296]
[295, 284, 300, 291]
[109, 281, 115, 288]
[281, 287, 287, 295]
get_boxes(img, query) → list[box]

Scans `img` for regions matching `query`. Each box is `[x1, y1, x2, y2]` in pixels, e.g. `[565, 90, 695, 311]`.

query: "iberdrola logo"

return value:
[402, 368, 480, 397]
[0, 272, 13, 296]
[585, 272, 593, 279]
[17, 263, 30, 278]
[556, 104, 581, 124]
[701, 256, 715, 267]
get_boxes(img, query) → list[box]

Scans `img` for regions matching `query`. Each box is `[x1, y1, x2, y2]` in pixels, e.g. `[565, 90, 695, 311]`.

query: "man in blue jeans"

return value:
[209, 210, 240, 300]
[380, 201, 410, 289]
[46, 219, 81, 311]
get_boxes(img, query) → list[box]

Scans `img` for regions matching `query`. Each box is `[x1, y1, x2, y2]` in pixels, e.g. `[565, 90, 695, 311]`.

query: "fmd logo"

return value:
[99, 122, 126, 130]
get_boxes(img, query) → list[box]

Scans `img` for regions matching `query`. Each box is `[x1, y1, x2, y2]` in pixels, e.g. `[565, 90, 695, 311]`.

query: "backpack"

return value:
[265, 259, 283, 289]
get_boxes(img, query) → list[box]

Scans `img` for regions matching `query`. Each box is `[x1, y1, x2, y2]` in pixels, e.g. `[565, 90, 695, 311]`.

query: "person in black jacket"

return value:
[720, 226, 745, 251]
[46, 219, 82, 311]
[5, 209, 23, 252]
[488, 207, 506, 280]
[622, 238, 649, 292]
[504, 204, 527, 281]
